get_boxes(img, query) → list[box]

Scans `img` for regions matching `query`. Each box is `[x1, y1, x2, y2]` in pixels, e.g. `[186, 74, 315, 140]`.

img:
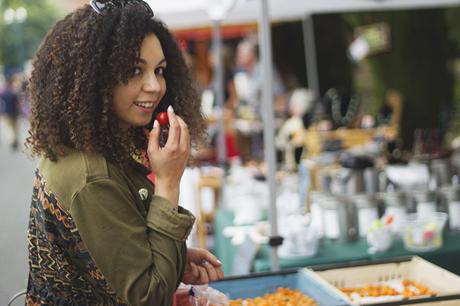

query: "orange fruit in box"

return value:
[339, 279, 436, 299]
[229, 288, 317, 306]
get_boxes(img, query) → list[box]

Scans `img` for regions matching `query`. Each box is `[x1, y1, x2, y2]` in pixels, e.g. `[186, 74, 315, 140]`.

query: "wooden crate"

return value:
[306, 257, 460, 305]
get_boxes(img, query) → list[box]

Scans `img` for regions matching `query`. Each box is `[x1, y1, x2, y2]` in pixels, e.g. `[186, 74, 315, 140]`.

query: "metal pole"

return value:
[212, 19, 227, 168]
[257, 0, 280, 271]
[302, 13, 320, 100]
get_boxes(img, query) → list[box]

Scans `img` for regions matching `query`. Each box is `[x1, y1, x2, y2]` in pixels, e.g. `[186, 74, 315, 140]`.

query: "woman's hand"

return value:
[183, 248, 224, 285]
[148, 106, 190, 207]
[175, 287, 208, 306]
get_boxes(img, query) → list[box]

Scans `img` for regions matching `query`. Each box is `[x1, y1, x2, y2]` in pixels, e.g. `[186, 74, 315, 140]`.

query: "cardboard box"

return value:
[308, 256, 460, 305]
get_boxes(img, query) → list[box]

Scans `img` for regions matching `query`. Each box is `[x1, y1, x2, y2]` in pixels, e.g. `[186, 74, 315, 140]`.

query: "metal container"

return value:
[431, 158, 453, 187]
[440, 186, 460, 231]
[340, 196, 359, 242]
[413, 190, 437, 218]
[320, 194, 358, 242]
[363, 168, 379, 194]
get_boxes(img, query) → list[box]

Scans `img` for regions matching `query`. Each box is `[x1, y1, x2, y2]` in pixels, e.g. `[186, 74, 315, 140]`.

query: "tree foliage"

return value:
[0, 0, 61, 71]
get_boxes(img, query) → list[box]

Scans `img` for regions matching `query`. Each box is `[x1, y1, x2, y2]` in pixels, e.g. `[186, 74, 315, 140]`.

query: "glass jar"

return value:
[353, 194, 379, 238]
[320, 195, 341, 240]
[382, 191, 407, 234]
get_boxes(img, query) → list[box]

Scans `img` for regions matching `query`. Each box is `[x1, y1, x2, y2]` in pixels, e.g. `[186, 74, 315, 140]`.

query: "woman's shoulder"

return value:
[40, 150, 110, 178]
[37, 150, 113, 208]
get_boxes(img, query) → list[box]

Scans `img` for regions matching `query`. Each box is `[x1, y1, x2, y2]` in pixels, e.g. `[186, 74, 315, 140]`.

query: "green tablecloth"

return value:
[215, 208, 460, 276]
[214, 208, 237, 276]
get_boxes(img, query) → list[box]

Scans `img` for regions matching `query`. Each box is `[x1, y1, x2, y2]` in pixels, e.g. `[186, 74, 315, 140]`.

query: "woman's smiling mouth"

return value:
[134, 101, 155, 108]
[134, 101, 156, 113]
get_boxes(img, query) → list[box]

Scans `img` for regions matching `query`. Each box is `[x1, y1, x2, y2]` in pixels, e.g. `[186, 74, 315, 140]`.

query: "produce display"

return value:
[340, 278, 436, 301]
[229, 288, 317, 306]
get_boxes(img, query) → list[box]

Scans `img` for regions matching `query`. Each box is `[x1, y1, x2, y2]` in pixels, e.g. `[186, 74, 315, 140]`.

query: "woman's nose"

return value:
[143, 73, 161, 92]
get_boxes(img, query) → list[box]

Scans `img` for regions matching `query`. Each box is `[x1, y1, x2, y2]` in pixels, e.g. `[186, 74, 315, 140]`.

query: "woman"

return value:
[25, 1, 223, 305]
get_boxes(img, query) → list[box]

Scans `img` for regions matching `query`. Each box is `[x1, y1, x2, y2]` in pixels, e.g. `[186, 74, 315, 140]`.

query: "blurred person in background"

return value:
[196, 45, 240, 166]
[276, 88, 315, 170]
[232, 37, 286, 163]
[24, 1, 223, 305]
[0, 74, 20, 150]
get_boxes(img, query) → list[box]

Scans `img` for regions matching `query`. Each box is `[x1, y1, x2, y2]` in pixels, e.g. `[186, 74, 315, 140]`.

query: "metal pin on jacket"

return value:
[138, 188, 149, 200]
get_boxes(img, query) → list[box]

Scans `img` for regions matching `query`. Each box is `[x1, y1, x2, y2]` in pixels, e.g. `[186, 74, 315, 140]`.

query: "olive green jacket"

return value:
[26, 150, 195, 305]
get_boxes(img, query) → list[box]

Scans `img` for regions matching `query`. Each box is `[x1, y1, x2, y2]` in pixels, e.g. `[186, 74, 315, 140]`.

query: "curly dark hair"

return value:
[26, 1, 206, 167]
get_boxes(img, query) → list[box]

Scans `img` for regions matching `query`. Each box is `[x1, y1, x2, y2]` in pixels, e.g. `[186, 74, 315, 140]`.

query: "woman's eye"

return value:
[155, 67, 165, 76]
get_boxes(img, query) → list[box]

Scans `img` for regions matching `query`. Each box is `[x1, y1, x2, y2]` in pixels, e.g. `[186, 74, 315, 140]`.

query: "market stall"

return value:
[147, 0, 460, 273]
[142, 1, 460, 304]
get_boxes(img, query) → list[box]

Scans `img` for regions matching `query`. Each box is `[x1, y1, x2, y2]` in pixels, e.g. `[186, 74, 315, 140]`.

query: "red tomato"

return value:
[156, 112, 169, 126]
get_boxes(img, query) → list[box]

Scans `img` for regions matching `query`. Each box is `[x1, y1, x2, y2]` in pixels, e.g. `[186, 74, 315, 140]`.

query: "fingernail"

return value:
[216, 259, 222, 265]
[167, 105, 174, 113]
[153, 120, 159, 129]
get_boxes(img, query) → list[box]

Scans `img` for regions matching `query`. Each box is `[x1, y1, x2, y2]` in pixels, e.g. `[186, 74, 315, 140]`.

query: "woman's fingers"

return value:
[176, 116, 190, 152]
[215, 265, 224, 280]
[163, 106, 190, 154]
[196, 265, 209, 284]
[206, 259, 224, 280]
[165, 105, 180, 148]
[201, 260, 218, 282]
[202, 250, 222, 267]
[189, 261, 199, 279]
[147, 120, 160, 153]
[186, 248, 224, 283]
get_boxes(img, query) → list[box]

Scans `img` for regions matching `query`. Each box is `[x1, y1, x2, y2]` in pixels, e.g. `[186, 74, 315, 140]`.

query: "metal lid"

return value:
[440, 185, 460, 201]
[352, 194, 377, 209]
[381, 191, 406, 207]
[412, 190, 436, 203]
[318, 194, 340, 210]
[310, 191, 325, 203]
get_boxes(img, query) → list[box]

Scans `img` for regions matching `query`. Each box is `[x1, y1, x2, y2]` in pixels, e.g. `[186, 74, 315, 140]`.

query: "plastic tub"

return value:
[210, 269, 349, 306]
[403, 212, 447, 252]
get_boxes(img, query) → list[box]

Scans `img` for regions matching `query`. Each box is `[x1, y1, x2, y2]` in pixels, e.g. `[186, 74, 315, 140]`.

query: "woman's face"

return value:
[113, 33, 167, 128]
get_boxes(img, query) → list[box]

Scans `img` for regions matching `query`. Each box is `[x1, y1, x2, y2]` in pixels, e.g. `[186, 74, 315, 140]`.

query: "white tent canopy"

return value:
[148, 0, 460, 30]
